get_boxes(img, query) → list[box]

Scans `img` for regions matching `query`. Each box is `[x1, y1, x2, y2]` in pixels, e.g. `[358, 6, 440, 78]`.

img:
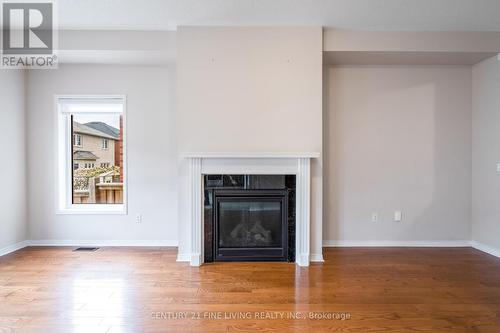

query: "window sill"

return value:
[56, 204, 127, 215]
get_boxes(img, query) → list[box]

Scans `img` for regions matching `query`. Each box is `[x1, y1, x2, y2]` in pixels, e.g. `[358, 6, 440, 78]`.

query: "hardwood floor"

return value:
[0, 247, 499, 332]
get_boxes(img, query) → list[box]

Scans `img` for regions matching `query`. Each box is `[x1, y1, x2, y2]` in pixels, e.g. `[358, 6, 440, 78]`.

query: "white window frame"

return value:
[102, 138, 109, 150]
[55, 95, 127, 215]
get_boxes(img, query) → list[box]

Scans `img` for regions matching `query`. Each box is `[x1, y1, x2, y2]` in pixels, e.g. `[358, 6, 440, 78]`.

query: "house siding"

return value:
[74, 134, 116, 168]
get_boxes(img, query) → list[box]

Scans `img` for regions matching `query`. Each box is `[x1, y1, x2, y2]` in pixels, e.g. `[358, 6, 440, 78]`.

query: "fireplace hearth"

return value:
[204, 175, 296, 262]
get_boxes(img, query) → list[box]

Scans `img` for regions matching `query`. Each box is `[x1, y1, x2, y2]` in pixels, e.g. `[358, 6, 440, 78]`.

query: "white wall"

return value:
[176, 27, 323, 258]
[0, 71, 28, 252]
[177, 27, 322, 153]
[27, 65, 178, 244]
[472, 55, 500, 253]
[7, 29, 492, 255]
[324, 66, 472, 244]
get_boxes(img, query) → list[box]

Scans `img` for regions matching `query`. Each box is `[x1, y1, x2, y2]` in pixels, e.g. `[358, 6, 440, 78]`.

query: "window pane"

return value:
[72, 113, 123, 204]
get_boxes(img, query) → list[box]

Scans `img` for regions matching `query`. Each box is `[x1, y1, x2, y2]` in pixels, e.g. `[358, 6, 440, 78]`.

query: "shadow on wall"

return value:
[323, 66, 471, 243]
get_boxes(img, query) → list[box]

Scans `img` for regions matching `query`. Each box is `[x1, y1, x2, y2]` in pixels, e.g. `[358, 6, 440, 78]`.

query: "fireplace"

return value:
[204, 175, 295, 262]
[181, 153, 318, 267]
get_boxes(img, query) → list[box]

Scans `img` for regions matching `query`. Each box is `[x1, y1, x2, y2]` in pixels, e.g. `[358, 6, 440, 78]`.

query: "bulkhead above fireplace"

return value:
[204, 175, 296, 262]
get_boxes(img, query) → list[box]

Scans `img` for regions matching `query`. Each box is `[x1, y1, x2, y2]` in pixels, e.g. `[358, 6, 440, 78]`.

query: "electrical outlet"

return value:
[371, 213, 378, 222]
[394, 211, 402, 222]
[135, 214, 142, 223]
[496, 163, 500, 173]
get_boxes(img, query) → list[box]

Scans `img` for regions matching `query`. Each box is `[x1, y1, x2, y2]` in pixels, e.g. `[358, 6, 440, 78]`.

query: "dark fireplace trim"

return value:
[213, 190, 288, 262]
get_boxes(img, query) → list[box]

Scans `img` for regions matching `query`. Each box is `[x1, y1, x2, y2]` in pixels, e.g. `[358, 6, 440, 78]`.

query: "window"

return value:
[57, 96, 126, 214]
[73, 134, 82, 147]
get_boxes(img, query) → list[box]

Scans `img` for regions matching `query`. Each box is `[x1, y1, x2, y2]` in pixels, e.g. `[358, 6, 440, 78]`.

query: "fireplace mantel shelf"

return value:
[182, 152, 320, 159]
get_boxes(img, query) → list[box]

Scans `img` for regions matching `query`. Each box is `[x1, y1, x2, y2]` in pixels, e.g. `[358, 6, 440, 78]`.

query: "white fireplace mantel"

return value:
[183, 152, 319, 267]
[183, 152, 320, 159]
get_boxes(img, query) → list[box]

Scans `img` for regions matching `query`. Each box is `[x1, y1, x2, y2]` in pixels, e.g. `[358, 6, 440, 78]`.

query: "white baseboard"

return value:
[28, 239, 178, 247]
[176, 253, 191, 262]
[4, 240, 498, 262]
[0, 240, 30, 257]
[295, 253, 310, 266]
[470, 241, 500, 258]
[190, 253, 202, 266]
[323, 240, 471, 247]
[310, 253, 324, 262]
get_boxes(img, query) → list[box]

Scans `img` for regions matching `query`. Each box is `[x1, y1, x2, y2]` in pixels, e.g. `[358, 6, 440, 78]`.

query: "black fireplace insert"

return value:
[204, 175, 296, 262]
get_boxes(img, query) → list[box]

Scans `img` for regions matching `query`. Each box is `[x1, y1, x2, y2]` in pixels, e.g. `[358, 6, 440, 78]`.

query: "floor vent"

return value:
[73, 247, 99, 252]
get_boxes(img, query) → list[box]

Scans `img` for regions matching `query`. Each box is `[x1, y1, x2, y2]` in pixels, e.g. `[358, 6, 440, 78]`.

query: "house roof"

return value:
[84, 122, 120, 139]
[73, 150, 99, 160]
[73, 121, 118, 140]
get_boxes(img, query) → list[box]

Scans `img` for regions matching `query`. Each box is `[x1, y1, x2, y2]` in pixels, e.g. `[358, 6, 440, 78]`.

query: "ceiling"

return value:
[59, 0, 500, 31]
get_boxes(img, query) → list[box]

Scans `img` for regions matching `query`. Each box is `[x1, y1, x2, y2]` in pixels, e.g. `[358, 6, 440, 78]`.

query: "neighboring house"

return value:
[84, 121, 120, 138]
[86, 119, 124, 181]
[72, 121, 123, 204]
[73, 121, 119, 169]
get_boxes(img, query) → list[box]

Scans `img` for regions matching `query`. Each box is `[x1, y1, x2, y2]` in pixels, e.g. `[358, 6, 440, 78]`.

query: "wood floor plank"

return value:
[0, 247, 499, 332]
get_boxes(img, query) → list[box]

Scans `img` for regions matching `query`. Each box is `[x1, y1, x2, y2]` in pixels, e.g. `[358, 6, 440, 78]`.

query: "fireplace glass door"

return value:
[218, 201, 282, 248]
[214, 190, 288, 261]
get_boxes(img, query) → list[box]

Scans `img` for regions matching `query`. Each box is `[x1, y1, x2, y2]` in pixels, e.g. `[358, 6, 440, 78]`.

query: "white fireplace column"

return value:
[184, 153, 319, 267]
[188, 157, 203, 266]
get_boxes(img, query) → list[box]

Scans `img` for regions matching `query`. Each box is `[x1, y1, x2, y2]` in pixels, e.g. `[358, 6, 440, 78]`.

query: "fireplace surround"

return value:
[181, 152, 319, 267]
